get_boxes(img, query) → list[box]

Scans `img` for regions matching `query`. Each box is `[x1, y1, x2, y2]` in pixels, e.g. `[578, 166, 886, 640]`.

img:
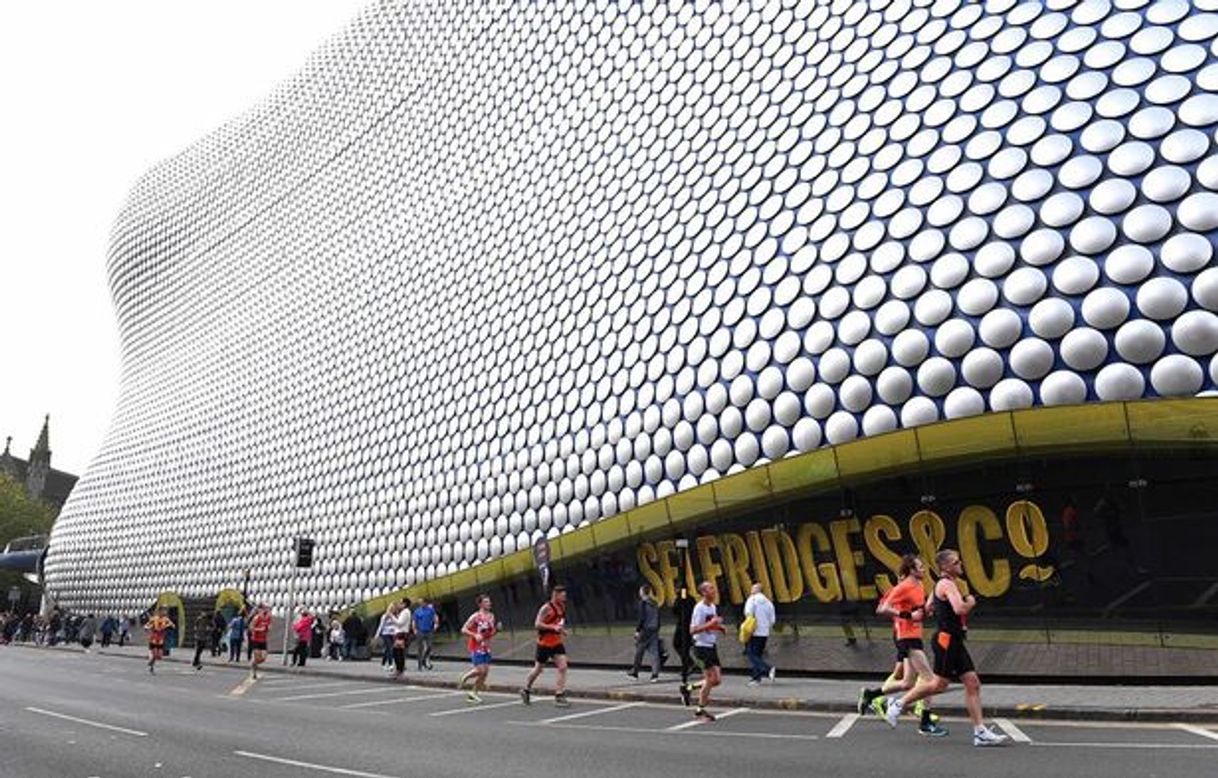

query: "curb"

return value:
[14, 644, 1218, 724]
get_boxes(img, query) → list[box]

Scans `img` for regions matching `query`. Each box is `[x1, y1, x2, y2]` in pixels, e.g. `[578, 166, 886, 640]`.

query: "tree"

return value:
[0, 474, 54, 610]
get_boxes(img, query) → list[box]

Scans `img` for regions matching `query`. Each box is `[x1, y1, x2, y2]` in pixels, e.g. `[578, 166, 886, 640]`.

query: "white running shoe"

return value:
[768, 666, 776, 681]
[884, 700, 902, 728]
[973, 726, 1009, 747]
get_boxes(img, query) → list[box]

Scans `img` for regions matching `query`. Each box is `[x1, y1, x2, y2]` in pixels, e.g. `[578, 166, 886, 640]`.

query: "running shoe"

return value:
[913, 700, 940, 724]
[625, 671, 639, 680]
[649, 675, 660, 683]
[554, 693, 571, 708]
[870, 695, 888, 718]
[747, 680, 761, 687]
[919, 722, 949, 737]
[519, 687, 532, 706]
[679, 683, 692, 707]
[466, 691, 483, 704]
[768, 666, 777, 681]
[973, 727, 1009, 747]
[694, 707, 716, 722]
[883, 700, 902, 728]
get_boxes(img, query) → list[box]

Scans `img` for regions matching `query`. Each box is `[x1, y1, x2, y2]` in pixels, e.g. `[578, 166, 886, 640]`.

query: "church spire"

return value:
[26, 415, 51, 501]
[32, 414, 50, 458]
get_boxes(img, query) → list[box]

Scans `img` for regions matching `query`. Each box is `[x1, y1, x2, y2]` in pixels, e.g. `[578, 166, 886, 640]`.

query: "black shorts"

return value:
[895, 637, 924, 660]
[692, 645, 721, 669]
[932, 632, 975, 681]
[535, 643, 566, 664]
[250, 640, 268, 652]
[149, 642, 164, 651]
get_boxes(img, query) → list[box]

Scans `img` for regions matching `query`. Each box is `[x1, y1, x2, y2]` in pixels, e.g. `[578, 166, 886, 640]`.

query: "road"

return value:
[1, 648, 1215, 777]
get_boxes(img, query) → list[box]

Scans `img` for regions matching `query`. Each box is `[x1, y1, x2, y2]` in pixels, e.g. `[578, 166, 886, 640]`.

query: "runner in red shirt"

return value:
[248, 605, 272, 679]
[458, 594, 497, 704]
[144, 608, 172, 674]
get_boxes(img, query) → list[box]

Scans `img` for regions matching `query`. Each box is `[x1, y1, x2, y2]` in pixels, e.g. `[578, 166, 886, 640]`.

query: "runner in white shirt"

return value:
[678, 581, 725, 721]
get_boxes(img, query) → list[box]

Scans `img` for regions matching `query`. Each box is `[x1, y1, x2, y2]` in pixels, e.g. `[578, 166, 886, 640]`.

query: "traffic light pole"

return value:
[282, 544, 298, 666]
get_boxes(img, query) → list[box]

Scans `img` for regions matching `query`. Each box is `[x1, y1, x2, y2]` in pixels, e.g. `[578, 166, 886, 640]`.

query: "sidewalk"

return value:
[16, 642, 1218, 723]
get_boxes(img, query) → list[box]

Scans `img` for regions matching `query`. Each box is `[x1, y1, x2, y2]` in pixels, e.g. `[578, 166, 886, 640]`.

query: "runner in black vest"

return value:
[883, 549, 1008, 747]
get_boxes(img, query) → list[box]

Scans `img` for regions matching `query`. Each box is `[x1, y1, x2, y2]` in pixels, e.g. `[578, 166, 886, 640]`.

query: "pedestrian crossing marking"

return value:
[230, 677, 258, 696]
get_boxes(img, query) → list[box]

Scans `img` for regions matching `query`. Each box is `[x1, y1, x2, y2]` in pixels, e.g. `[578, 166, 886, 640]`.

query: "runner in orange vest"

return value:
[520, 585, 570, 708]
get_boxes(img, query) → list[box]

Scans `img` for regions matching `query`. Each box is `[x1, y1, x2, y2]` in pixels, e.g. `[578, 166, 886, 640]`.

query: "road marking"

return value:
[234, 750, 395, 777]
[1176, 723, 1218, 742]
[825, 713, 859, 738]
[1104, 580, 1152, 612]
[539, 702, 643, 724]
[667, 707, 748, 731]
[1192, 580, 1218, 607]
[271, 687, 403, 702]
[341, 691, 463, 709]
[265, 681, 356, 692]
[1033, 742, 1218, 750]
[995, 718, 1032, 743]
[509, 720, 817, 741]
[431, 699, 523, 717]
[229, 677, 258, 696]
[24, 707, 148, 737]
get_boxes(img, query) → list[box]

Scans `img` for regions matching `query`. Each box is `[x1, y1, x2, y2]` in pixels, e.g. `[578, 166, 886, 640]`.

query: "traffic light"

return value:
[294, 537, 315, 568]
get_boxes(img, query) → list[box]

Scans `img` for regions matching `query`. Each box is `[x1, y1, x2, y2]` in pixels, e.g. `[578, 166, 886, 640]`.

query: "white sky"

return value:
[0, 2, 364, 475]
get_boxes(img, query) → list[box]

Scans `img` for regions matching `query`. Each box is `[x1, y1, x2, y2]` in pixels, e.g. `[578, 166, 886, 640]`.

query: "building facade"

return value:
[45, 0, 1218, 670]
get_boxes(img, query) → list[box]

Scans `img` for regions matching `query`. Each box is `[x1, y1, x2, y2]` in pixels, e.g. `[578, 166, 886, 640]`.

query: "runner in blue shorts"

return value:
[459, 594, 498, 704]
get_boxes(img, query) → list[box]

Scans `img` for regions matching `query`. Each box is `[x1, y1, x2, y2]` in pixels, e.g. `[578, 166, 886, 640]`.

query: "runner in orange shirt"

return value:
[859, 554, 946, 736]
[144, 608, 173, 675]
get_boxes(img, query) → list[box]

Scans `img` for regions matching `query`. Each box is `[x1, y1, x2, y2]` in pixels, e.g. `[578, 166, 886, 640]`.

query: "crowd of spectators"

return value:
[1, 609, 134, 648]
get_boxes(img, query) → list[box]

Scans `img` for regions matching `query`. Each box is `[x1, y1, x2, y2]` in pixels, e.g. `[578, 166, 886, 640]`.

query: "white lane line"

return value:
[431, 699, 523, 717]
[1033, 742, 1218, 750]
[1176, 724, 1218, 742]
[24, 707, 148, 737]
[539, 702, 643, 724]
[508, 721, 818, 741]
[264, 681, 356, 692]
[994, 718, 1032, 743]
[667, 707, 748, 731]
[342, 691, 463, 710]
[234, 750, 395, 777]
[825, 713, 859, 738]
[271, 687, 404, 702]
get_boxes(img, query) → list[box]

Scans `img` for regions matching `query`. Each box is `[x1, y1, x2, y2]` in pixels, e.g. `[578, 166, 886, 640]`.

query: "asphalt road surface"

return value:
[1, 648, 1215, 778]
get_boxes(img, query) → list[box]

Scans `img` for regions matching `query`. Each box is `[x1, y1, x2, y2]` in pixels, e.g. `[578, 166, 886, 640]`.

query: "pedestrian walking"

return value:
[192, 611, 212, 671]
[78, 614, 97, 652]
[392, 598, 413, 676]
[211, 610, 227, 657]
[376, 606, 397, 672]
[412, 597, 438, 670]
[119, 617, 131, 647]
[742, 583, 776, 685]
[520, 585, 571, 707]
[99, 616, 115, 648]
[458, 594, 497, 703]
[328, 617, 345, 661]
[679, 581, 725, 721]
[291, 610, 314, 668]
[227, 610, 246, 662]
[342, 611, 363, 661]
[628, 585, 662, 682]
[883, 549, 1008, 746]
